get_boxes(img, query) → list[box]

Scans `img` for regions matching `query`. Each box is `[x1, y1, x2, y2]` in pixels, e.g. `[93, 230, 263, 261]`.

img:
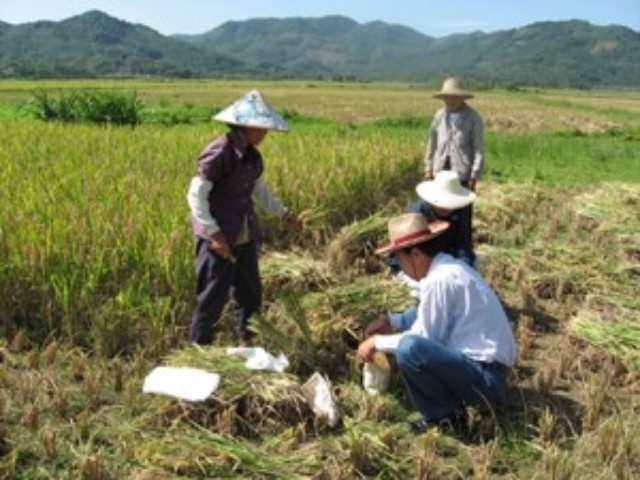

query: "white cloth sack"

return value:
[362, 352, 391, 395]
[226, 347, 290, 373]
[301, 372, 341, 427]
[142, 366, 220, 402]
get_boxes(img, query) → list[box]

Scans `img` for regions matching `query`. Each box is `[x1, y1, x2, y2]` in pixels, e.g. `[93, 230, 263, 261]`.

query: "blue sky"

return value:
[1, 0, 638, 37]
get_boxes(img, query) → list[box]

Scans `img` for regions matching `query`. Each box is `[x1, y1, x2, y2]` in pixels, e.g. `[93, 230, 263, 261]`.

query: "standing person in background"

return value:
[424, 77, 484, 259]
[187, 90, 300, 346]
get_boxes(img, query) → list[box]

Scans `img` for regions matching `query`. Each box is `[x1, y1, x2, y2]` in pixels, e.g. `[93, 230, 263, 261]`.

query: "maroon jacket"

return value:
[191, 131, 264, 246]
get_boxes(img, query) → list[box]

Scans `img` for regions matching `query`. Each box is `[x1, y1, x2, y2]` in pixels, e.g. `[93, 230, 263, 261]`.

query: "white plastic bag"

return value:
[301, 372, 341, 427]
[226, 347, 290, 373]
[142, 366, 220, 402]
[362, 352, 391, 395]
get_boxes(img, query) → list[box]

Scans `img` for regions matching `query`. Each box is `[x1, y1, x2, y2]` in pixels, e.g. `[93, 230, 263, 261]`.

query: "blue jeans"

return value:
[395, 335, 507, 422]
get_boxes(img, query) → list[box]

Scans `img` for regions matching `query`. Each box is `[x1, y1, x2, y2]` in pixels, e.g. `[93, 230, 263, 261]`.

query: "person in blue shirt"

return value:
[360, 213, 517, 432]
[388, 170, 477, 286]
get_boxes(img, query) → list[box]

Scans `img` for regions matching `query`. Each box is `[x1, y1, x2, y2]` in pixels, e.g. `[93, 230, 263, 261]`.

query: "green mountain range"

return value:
[1, 10, 639, 87]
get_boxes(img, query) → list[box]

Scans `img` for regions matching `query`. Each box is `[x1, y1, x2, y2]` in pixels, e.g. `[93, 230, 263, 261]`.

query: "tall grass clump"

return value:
[0, 120, 201, 352]
[31, 90, 143, 125]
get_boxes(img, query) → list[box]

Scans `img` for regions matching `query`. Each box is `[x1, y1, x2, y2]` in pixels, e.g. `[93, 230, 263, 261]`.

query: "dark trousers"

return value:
[457, 202, 473, 260]
[189, 238, 262, 345]
[442, 160, 474, 261]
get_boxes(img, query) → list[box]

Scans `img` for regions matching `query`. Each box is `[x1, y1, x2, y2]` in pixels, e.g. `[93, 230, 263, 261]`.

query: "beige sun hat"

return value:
[416, 170, 476, 210]
[213, 89, 289, 132]
[375, 213, 449, 255]
[434, 77, 474, 99]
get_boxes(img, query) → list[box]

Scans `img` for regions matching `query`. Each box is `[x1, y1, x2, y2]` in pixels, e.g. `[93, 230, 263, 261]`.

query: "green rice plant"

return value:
[31, 90, 144, 125]
[484, 129, 640, 185]
[250, 296, 318, 372]
[569, 314, 640, 371]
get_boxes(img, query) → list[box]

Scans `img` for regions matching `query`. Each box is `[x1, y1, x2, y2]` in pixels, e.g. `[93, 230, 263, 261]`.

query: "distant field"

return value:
[0, 80, 638, 479]
[1, 78, 640, 128]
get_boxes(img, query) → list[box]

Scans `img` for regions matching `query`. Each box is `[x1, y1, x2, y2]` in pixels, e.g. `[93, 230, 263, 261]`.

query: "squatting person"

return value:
[359, 213, 517, 432]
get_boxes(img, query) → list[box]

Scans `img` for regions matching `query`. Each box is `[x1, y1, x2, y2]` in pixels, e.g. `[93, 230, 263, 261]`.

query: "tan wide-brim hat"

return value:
[213, 89, 289, 132]
[375, 213, 449, 255]
[416, 170, 476, 210]
[434, 77, 473, 99]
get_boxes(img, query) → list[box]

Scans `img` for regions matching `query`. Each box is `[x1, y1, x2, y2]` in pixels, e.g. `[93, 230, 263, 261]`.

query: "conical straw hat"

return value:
[213, 89, 289, 131]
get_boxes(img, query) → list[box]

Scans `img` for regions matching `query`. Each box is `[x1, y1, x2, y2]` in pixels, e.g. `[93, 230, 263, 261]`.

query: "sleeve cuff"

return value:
[374, 333, 403, 353]
[389, 313, 403, 330]
[204, 225, 220, 237]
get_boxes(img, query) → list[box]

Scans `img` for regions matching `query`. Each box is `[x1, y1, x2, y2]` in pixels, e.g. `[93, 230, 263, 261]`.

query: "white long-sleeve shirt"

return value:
[186, 175, 288, 237]
[375, 253, 517, 367]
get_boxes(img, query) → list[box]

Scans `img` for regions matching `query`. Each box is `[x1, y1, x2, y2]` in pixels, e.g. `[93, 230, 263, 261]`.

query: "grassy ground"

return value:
[0, 80, 639, 479]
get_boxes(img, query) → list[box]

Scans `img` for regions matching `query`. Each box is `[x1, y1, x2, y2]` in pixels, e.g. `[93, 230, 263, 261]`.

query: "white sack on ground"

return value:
[143, 366, 220, 402]
[301, 372, 341, 427]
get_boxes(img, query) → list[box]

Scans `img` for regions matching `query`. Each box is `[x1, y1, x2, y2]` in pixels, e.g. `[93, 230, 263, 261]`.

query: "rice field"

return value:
[0, 79, 639, 479]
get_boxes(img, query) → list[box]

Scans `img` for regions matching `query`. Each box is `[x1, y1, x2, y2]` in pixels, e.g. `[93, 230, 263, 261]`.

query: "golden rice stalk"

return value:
[325, 213, 388, 272]
[260, 249, 332, 296]
[136, 423, 320, 478]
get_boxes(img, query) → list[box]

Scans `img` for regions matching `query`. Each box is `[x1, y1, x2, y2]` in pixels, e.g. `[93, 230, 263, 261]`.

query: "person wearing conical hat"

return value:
[423, 76, 484, 265]
[358, 213, 516, 433]
[186, 90, 300, 345]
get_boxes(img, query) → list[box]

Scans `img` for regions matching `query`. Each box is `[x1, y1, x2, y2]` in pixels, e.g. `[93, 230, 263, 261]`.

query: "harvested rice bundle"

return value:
[569, 312, 640, 372]
[474, 182, 555, 245]
[326, 213, 388, 272]
[143, 346, 311, 435]
[573, 183, 640, 235]
[516, 242, 595, 301]
[254, 277, 413, 379]
[260, 249, 332, 296]
[136, 422, 321, 478]
[306, 277, 415, 326]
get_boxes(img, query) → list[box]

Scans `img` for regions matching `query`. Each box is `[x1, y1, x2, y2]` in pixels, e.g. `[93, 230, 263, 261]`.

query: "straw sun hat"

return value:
[213, 89, 289, 132]
[434, 77, 474, 99]
[375, 213, 449, 255]
[416, 171, 476, 210]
